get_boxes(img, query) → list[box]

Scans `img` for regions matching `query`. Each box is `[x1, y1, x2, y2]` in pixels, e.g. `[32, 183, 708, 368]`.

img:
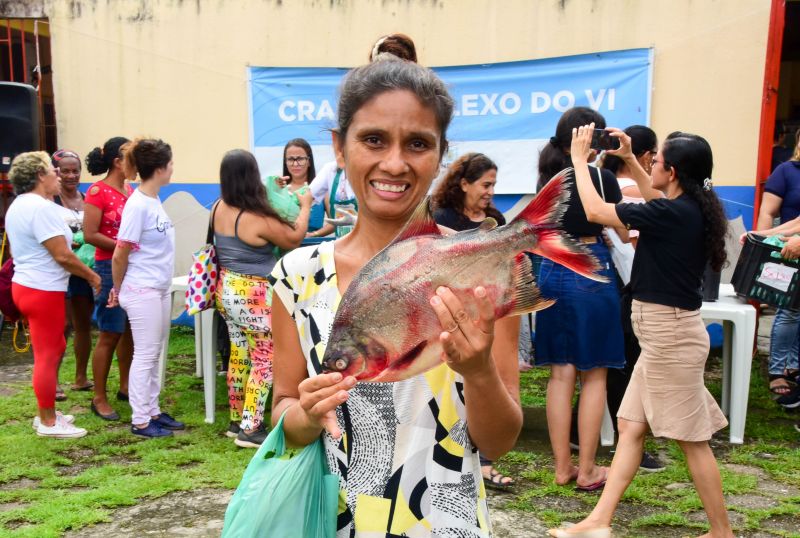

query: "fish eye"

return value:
[334, 358, 348, 370]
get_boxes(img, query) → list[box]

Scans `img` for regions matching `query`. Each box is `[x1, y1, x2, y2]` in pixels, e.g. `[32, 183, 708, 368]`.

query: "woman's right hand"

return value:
[296, 372, 356, 439]
[296, 186, 313, 209]
[275, 176, 290, 188]
[88, 271, 102, 296]
[604, 127, 634, 161]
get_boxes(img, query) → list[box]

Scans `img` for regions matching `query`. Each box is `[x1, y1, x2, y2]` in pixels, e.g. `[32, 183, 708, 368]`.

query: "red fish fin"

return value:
[507, 253, 555, 316]
[389, 196, 441, 246]
[511, 168, 572, 229]
[512, 168, 606, 282]
[533, 229, 606, 282]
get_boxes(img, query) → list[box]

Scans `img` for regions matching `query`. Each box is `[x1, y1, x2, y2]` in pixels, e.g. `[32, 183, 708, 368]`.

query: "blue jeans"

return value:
[769, 308, 800, 375]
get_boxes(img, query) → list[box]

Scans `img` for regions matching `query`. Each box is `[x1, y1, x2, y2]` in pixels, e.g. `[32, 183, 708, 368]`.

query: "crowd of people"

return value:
[7, 30, 795, 537]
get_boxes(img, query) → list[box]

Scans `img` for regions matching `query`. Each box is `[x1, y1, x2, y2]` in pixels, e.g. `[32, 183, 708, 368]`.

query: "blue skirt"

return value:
[533, 241, 625, 371]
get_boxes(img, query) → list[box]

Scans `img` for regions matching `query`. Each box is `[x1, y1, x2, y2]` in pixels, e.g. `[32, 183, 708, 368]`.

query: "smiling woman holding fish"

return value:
[548, 127, 732, 538]
[268, 59, 523, 536]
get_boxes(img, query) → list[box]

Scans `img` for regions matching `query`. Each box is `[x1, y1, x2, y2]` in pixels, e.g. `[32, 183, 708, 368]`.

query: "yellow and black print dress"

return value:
[270, 240, 491, 538]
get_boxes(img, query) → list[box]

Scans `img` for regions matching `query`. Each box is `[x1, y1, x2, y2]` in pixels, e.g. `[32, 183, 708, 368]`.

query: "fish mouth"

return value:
[370, 180, 410, 194]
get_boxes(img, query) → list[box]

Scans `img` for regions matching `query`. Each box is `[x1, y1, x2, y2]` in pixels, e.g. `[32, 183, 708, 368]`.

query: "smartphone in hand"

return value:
[591, 129, 620, 151]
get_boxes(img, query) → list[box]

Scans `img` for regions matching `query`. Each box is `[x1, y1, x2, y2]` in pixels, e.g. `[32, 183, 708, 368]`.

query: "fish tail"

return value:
[512, 168, 606, 282]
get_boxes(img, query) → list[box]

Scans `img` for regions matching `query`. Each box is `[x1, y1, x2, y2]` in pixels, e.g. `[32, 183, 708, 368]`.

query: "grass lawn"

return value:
[498, 354, 800, 537]
[1, 329, 799, 537]
[0, 327, 250, 538]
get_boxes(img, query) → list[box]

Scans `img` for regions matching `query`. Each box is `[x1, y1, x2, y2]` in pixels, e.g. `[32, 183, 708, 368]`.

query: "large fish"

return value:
[321, 169, 603, 382]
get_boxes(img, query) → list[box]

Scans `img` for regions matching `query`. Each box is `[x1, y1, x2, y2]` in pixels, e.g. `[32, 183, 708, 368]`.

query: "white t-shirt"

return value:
[117, 188, 175, 290]
[309, 161, 355, 205]
[6, 193, 72, 292]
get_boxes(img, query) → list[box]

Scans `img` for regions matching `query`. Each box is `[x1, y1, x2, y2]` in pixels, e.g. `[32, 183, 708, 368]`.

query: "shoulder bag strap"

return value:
[595, 166, 606, 202]
[207, 200, 220, 245]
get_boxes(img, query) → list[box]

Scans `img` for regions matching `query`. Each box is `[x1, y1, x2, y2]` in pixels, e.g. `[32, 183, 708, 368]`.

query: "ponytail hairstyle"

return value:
[432, 152, 503, 221]
[369, 33, 418, 63]
[602, 125, 657, 174]
[661, 132, 728, 271]
[85, 136, 129, 175]
[219, 149, 292, 227]
[121, 138, 172, 181]
[281, 138, 316, 182]
[538, 106, 606, 189]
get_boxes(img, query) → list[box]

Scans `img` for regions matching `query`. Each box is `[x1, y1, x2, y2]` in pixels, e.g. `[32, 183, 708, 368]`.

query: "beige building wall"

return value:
[33, 0, 769, 188]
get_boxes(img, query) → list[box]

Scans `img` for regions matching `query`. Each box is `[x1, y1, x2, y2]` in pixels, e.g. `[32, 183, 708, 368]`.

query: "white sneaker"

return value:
[32, 412, 75, 430]
[36, 415, 87, 438]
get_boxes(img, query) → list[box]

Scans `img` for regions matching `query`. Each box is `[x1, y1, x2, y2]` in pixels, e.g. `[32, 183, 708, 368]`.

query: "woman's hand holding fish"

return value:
[295, 372, 356, 440]
[569, 122, 595, 165]
[430, 286, 496, 379]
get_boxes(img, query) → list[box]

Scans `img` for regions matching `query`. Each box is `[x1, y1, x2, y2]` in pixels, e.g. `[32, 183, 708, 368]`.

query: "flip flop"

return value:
[575, 468, 608, 492]
[71, 382, 94, 391]
[55, 387, 67, 402]
[482, 467, 515, 491]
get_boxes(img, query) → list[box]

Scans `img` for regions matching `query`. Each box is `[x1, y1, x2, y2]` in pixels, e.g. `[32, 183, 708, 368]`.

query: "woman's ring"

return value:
[454, 310, 469, 323]
[446, 322, 459, 333]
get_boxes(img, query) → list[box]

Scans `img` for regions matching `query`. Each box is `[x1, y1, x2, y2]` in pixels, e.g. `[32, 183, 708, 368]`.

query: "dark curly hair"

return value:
[661, 132, 729, 271]
[85, 136, 129, 175]
[432, 152, 503, 220]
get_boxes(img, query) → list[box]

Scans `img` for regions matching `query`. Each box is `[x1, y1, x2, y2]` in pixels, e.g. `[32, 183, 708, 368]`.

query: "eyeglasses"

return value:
[286, 156, 310, 165]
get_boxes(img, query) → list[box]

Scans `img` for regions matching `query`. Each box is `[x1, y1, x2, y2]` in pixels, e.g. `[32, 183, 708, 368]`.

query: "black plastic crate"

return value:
[731, 233, 800, 309]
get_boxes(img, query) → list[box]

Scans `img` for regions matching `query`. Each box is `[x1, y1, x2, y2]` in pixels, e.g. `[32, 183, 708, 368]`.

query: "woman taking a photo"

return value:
[6, 151, 100, 438]
[214, 149, 311, 447]
[111, 138, 182, 439]
[549, 127, 732, 538]
[52, 149, 94, 393]
[270, 58, 522, 536]
[432, 152, 514, 490]
[535, 107, 626, 491]
[84, 136, 133, 420]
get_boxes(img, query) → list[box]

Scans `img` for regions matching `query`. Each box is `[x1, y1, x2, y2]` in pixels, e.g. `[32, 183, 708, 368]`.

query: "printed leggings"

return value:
[216, 267, 274, 431]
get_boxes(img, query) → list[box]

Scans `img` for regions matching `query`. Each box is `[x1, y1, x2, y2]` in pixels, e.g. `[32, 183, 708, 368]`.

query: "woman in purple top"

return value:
[756, 129, 800, 397]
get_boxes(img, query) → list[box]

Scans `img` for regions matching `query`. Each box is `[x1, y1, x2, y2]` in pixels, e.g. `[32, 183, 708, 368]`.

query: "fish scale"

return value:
[322, 168, 605, 382]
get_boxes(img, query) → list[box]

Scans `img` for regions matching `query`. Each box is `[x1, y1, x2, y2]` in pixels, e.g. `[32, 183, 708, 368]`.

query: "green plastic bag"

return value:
[264, 175, 308, 223]
[72, 231, 95, 269]
[221, 411, 339, 538]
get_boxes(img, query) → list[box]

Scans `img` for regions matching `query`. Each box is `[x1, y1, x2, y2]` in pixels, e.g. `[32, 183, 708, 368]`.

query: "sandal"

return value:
[769, 375, 792, 397]
[575, 467, 608, 492]
[55, 387, 67, 402]
[482, 466, 515, 491]
[70, 382, 94, 391]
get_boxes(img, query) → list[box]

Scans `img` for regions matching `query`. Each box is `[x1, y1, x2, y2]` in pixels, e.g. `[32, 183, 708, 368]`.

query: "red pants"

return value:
[12, 283, 66, 409]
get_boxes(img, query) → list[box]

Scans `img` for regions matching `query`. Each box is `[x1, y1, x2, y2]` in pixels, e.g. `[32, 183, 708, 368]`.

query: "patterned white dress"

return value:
[270, 240, 491, 538]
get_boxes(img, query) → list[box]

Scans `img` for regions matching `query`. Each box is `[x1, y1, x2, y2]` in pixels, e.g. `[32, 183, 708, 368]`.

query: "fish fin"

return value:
[512, 168, 606, 282]
[532, 229, 607, 282]
[477, 217, 498, 231]
[389, 196, 441, 245]
[506, 253, 556, 316]
[511, 168, 572, 229]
